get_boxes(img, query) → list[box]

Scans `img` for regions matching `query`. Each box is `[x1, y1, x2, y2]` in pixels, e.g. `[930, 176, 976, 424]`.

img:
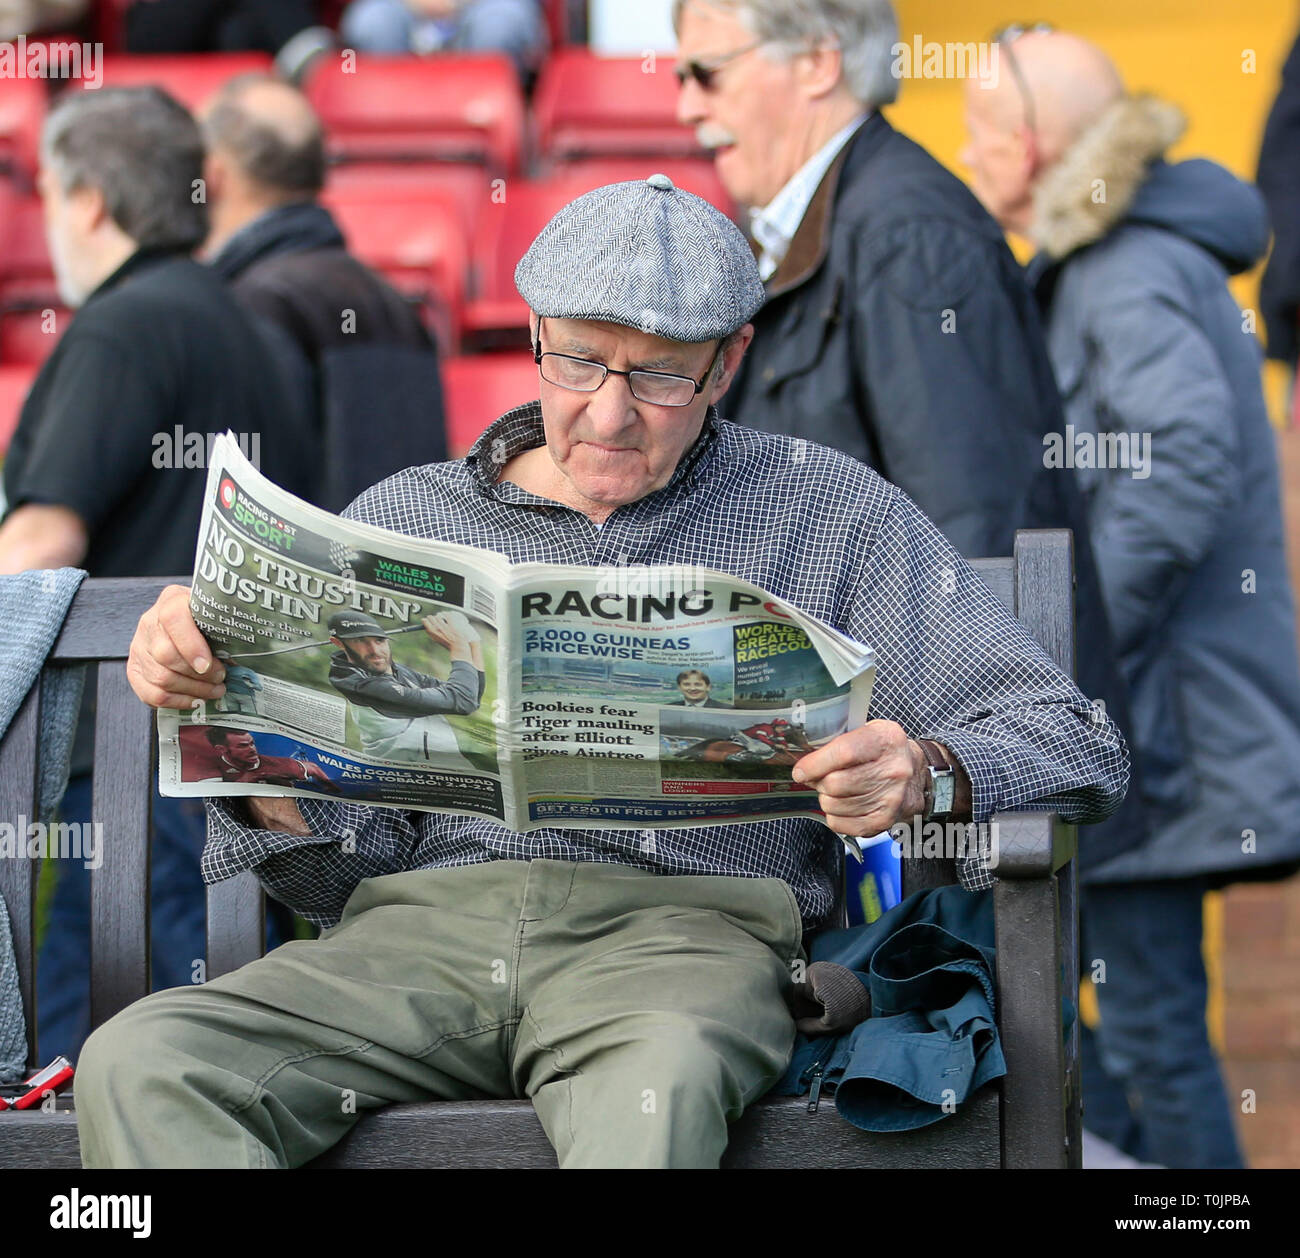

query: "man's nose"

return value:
[584, 373, 641, 436]
[676, 74, 706, 128]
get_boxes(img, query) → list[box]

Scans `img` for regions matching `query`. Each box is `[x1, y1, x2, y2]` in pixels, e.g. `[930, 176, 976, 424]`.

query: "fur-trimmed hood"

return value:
[1033, 94, 1270, 271]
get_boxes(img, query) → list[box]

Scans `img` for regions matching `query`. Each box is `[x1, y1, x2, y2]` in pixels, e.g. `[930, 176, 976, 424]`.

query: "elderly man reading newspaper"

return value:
[80, 176, 1129, 1169]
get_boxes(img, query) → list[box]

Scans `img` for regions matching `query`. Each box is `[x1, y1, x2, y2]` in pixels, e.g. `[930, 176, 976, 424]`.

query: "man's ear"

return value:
[707, 323, 755, 404]
[795, 38, 845, 102]
[75, 182, 110, 234]
[203, 150, 227, 202]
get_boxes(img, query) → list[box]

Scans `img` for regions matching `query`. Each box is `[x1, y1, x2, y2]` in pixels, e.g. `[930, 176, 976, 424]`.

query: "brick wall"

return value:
[1217, 425, 1300, 1169]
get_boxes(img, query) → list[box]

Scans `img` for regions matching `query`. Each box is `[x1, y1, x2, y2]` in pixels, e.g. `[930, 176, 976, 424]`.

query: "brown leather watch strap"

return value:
[916, 738, 950, 771]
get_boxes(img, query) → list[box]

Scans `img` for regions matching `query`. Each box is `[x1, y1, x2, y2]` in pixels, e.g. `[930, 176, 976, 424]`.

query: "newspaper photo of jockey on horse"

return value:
[680, 717, 820, 766]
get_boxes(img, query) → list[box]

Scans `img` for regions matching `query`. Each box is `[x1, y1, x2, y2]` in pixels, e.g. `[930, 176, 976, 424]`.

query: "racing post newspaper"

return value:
[159, 434, 876, 839]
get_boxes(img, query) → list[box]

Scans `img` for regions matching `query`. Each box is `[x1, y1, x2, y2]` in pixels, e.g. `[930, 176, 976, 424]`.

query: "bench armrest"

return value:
[992, 811, 1080, 1168]
[989, 810, 1077, 879]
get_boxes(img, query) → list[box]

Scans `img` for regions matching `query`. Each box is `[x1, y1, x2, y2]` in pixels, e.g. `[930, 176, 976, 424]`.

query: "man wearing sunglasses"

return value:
[85, 175, 1130, 1169]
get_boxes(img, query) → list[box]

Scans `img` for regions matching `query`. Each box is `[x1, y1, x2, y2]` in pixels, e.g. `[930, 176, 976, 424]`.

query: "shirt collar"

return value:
[749, 113, 869, 281]
[465, 401, 722, 512]
[84, 244, 190, 306]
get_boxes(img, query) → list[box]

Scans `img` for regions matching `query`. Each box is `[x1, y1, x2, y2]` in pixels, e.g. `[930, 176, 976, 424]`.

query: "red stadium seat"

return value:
[543, 158, 736, 216]
[319, 183, 469, 354]
[0, 191, 55, 285]
[441, 351, 538, 456]
[0, 77, 46, 183]
[74, 52, 275, 111]
[532, 47, 703, 164]
[0, 190, 66, 365]
[461, 173, 597, 343]
[0, 362, 37, 453]
[305, 53, 525, 175]
[323, 162, 493, 239]
[462, 166, 736, 345]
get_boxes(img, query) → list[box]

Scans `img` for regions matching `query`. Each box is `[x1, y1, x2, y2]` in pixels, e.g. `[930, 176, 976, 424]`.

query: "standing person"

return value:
[962, 29, 1300, 1169]
[201, 73, 448, 512]
[0, 87, 315, 1063]
[672, 0, 1147, 879]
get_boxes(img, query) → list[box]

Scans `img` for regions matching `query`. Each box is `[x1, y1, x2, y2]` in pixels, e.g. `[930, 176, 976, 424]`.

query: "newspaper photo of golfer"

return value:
[158, 434, 876, 833]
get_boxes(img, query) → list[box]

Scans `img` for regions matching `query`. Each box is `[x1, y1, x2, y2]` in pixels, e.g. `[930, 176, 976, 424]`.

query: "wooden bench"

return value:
[0, 530, 1082, 1168]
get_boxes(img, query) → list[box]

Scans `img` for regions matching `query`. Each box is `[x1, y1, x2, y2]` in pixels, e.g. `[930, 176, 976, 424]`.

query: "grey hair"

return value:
[41, 87, 207, 251]
[672, 0, 900, 109]
[711, 328, 743, 383]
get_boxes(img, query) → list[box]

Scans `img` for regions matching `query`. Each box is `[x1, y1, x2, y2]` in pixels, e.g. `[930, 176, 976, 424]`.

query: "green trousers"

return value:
[75, 858, 805, 1168]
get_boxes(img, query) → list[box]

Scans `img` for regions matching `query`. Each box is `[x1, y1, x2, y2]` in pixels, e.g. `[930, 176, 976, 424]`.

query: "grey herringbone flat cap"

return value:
[515, 173, 765, 342]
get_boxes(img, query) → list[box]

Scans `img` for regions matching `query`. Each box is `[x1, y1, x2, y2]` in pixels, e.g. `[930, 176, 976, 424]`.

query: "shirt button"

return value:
[763, 367, 776, 382]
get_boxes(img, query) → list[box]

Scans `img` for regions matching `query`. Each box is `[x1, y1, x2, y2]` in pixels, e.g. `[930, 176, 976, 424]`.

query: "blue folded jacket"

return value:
[772, 884, 1006, 1132]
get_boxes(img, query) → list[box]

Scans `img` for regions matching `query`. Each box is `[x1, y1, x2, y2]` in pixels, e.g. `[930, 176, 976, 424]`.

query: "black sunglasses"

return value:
[673, 38, 765, 91]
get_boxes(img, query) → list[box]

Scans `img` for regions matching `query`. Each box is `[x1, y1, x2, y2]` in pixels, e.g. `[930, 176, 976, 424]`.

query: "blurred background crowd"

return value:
[1, 0, 1299, 1170]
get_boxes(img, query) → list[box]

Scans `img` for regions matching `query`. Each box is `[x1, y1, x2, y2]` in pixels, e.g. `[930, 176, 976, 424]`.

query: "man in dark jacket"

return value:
[0, 87, 316, 1062]
[201, 73, 448, 512]
[965, 28, 1300, 1170]
[673, 0, 1146, 879]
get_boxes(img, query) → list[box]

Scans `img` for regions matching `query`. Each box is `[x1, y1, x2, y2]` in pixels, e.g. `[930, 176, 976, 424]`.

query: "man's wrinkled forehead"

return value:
[540, 316, 706, 372]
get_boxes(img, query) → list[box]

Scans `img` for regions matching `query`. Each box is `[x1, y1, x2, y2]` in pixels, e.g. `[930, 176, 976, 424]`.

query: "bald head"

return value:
[962, 31, 1124, 235]
[994, 32, 1124, 162]
[202, 74, 325, 201]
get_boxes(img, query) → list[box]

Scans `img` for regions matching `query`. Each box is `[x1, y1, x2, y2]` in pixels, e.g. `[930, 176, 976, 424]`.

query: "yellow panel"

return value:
[887, 0, 1296, 384]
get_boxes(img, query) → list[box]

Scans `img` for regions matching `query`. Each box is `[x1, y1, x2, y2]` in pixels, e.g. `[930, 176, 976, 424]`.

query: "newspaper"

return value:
[158, 434, 876, 836]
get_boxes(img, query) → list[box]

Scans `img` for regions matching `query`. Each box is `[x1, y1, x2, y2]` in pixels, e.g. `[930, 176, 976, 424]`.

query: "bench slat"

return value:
[50, 577, 180, 663]
[0, 683, 41, 1071]
[1012, 531, 1075, 677]
[206, 871, 266, 980]
[89, 662, 152, 1030]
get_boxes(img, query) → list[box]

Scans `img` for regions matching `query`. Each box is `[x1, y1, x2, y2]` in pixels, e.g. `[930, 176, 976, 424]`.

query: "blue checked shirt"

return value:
[203, 404, 1129, 930]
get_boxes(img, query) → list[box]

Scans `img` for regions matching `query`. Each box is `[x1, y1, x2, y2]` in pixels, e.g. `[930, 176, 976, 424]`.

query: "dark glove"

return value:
[790, 961, 872, 1035]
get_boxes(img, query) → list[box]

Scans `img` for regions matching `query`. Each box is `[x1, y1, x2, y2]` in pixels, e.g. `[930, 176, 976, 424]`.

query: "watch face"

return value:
[930, 768, 956, 818]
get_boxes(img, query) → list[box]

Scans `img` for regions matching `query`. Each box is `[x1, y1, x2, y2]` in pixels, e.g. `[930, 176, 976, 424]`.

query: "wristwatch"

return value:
[917, 739, 955, 821]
